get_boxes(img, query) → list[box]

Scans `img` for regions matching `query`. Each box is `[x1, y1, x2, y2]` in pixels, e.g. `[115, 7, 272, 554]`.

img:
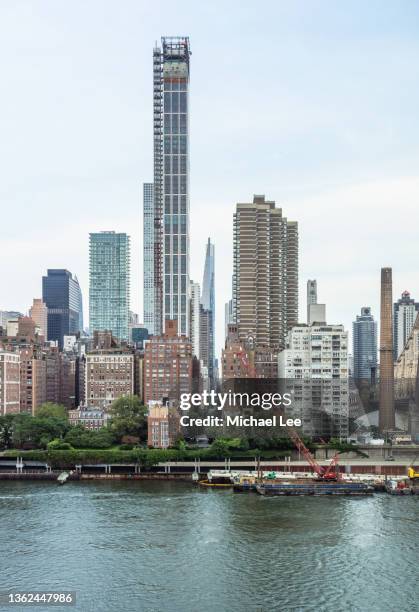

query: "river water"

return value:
[0, 481, 418, 612]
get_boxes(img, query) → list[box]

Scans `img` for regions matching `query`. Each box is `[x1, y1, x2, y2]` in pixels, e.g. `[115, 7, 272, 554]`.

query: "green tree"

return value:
[64, 426, 114, 449]
[12, 413, 70, 449]
[210, 438, 232, 458]
[36, 403, 68, 420]
[108, 395, 148, 443]
[0, 414, 15, 449]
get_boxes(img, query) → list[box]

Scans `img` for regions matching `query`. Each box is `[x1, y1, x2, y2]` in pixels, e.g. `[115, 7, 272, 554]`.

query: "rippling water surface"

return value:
[0, 481, 418, 611]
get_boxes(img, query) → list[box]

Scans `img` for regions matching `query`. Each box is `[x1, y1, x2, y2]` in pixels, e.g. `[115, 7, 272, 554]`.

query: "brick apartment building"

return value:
[143, 320, 192, 404]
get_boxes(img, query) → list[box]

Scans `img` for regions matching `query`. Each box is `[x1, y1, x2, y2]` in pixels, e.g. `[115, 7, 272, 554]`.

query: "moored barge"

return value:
[256, 480, 373, 496]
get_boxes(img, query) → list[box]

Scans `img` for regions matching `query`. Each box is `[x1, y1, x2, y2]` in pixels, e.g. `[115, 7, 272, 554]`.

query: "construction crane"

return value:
[288, 427, 340, 481]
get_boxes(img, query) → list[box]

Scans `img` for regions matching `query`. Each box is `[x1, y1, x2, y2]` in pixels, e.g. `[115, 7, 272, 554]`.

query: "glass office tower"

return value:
[42, 269, 83, 349]
[153, 37, 190, 336]
[89, 232, 130, 342]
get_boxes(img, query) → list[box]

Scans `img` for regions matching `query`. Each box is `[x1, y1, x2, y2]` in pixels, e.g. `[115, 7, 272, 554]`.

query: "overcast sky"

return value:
[1, 1, 419, 357]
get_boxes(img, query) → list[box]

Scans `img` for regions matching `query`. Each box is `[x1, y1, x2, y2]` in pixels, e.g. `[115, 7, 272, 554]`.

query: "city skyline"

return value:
[1, 2, 419, 357]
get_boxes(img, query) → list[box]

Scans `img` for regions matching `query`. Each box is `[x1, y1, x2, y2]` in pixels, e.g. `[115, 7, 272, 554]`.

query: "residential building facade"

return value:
[278, 324, 349, 438]
[143, 319, 192, 404]
[0, 351, 20, 415]
[233, 195, 298, 351]
[393, 291, 419, 360]
[89, 232, 130, 342]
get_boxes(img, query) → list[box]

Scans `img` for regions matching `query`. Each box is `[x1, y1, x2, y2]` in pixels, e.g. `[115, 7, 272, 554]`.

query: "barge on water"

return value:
[256, 480, 373, 496]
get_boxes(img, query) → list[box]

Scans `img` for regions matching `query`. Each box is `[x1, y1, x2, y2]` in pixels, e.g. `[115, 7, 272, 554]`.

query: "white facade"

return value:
[278, 324, 349, 438]
[0, 351, 20, 415]
[393, 291, 419, 359]
[308, 303, 326, 325]
[189, 281, 200, 359]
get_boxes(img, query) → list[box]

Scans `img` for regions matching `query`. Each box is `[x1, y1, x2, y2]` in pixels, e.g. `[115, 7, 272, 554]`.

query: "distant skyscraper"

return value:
[42, 270, 83, 349]
[201, 238, 215, 387]
[189, 281, 200, 359]
[224, 299, 234, 341]
[29, 299, 48, 339]
[307, 279, 317, 323]
[352, 307, 377, 381]
[393, 290, 419, 359]
[233, 195, 298, 350]
[152, 37, 191, 336]
[143, 182, 155, 334]
[89, 232, 130, 342]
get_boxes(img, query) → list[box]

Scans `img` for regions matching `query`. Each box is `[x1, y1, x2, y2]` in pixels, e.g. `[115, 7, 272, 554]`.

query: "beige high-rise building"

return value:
[0, 351, 20, 415]
[29, 299, 48, 339]
[86, 346, 134, 409]
[233, 195, 298, 350]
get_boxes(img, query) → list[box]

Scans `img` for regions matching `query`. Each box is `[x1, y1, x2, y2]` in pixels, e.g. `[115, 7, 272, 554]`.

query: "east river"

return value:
[0, 481, 418, 611]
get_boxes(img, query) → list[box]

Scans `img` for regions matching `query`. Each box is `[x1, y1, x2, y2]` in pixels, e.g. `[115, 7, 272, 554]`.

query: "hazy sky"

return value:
[1, 1, 419, 357]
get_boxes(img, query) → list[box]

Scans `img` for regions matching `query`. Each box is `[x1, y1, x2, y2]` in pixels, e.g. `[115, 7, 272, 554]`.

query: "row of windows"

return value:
[164, 135, 187, 155]
[164, 274, 187, 293]
[164, 195, 187, 215]
[164, 175, 187, 195]
[164, 254, 187, 274]
[164, 79, 187, 92]
[164, 113, 187, 134]
[164, 91, 187, 112]
[164, 235, 187, 253]
[164, 214, 187, 234]
[164, 155, 187, 174]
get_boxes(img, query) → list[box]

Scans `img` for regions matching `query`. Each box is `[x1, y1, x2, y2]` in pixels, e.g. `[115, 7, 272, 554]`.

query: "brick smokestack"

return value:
[379, 267, 395, 433]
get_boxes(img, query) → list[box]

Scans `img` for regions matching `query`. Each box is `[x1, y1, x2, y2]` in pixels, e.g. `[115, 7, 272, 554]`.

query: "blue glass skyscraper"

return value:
[42, 269, 83, 349]
[353, 307, 377, 381]
[89, 232, 130, 342]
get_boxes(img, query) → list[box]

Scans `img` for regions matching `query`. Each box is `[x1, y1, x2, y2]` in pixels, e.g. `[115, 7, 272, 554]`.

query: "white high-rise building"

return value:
[393, 291, 419, 360]
[189, 281, 200, 359]
[278, 323, 349, 439]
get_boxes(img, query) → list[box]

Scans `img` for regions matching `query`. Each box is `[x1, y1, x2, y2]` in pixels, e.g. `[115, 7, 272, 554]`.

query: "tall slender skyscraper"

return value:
[143, 182, 155, 334]
[393, 291, 419, 360]
[201, 238, 215, 386]
[42, 270, 83, 349]
[233, 195, 298, 350]
[379, 267, 395, 433]
[189, 280, 200, 358]
[89, 232, 130, 342]
[353, 307, 377, 381]
[152, 37, 191, 336]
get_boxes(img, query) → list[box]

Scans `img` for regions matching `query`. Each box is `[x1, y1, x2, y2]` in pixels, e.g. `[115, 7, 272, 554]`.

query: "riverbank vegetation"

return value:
[0, 397, 364, 468]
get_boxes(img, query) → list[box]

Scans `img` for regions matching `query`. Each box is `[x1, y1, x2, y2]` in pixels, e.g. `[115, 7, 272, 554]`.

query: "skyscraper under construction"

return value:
[145, 37, 191, 337]
[232, 195, 298, 350]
